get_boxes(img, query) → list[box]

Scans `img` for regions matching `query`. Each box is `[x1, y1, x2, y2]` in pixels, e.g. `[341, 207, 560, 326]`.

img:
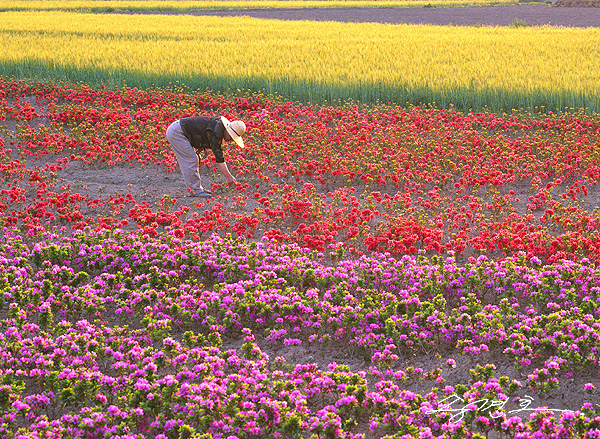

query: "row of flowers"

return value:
[0, 229, 599, 437]
[2, 79, 600, 262]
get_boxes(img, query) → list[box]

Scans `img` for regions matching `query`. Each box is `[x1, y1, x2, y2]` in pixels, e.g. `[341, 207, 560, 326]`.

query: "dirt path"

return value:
[124, 4, 600, 27]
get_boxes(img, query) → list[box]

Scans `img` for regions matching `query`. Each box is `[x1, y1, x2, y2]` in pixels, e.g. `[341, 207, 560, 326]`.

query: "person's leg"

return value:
[166, 120, 204, 192]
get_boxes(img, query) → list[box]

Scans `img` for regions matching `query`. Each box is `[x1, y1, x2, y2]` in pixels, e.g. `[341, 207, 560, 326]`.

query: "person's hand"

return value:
[227, 178, 239, 186]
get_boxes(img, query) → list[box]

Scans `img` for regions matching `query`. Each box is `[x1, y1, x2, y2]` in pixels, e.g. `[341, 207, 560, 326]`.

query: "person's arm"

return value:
[217, 162, 238, 185]
[207, 122, 238, 185]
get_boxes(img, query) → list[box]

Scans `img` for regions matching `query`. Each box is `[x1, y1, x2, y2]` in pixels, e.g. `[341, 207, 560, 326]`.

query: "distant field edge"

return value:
[0, 0, 522, 13]
[1, 64, 598, 115]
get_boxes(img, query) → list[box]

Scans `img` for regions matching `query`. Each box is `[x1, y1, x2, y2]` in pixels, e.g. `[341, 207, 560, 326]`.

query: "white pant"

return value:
[166, 120, 204, 191]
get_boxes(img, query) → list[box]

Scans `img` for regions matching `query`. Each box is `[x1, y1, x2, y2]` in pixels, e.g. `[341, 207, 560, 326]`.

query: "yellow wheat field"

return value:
[1, 11, 599, 108]
[0, 0, 519, 12]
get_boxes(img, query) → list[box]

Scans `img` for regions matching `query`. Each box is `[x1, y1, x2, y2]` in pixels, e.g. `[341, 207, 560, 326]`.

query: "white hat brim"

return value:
[221, 116, 245, 148]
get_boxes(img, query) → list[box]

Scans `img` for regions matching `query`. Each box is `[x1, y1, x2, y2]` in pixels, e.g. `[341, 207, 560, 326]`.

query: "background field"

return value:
[2, 10, 600, 112]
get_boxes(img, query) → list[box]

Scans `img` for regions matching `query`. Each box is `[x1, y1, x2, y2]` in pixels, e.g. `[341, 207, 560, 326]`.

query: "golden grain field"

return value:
[1, 11, 598, 110]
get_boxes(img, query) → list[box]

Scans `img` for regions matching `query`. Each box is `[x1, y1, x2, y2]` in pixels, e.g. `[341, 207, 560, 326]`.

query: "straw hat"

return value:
[221, 116, 246, 148]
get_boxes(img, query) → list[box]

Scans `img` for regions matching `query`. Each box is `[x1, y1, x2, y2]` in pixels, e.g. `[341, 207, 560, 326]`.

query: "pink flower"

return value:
[12, 401, 30, 411]
[283, 338, 302, 346]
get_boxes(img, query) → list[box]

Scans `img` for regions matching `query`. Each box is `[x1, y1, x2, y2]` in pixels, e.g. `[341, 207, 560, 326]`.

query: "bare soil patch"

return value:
[119, 4, 600, 28]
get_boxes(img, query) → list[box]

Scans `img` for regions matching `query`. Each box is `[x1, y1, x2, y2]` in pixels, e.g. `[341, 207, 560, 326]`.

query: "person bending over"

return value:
[166, 115, 245, 197]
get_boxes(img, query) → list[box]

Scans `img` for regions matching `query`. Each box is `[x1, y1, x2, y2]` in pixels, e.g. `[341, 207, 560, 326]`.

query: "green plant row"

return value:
[1, 60, 597, 113]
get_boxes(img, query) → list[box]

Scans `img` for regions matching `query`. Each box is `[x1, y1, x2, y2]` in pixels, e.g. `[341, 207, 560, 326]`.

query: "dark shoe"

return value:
[190, 190, 212, 198]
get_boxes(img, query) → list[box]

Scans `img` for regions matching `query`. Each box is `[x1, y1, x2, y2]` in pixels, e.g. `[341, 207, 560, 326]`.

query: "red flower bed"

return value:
[2, 78, 600, 263]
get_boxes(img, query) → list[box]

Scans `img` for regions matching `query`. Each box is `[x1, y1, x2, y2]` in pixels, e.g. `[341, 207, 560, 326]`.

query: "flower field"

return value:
[2, 11, 600, 112]
[1, 77, 600, 437]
